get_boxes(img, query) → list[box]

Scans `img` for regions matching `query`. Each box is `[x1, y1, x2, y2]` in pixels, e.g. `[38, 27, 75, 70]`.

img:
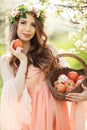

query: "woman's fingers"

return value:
[9, 40, 23, 53]
[9, 41, 23, 55]
[8, 40, 27, 62]
[82, 83, 87, 91]
[9, 40, 16, 54]
[15, 47, 23, 53]
[66, 91, 87, 101]
[66, 83, 87, 102]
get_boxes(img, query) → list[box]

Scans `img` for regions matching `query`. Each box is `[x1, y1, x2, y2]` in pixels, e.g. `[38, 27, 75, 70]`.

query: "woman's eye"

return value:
[32, 23, 36, 27]
[20, 21, 26, 24]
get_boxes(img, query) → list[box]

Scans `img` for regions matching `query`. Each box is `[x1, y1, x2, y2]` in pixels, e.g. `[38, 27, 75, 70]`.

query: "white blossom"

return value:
[74, 40, 83, 48]
[68, 32, 78, 40]
[58, 74, 69, 83]
[79, 47, 86, 51]
[57, 49, 65, 54]
[82, 34, 87, 42]
[81, 43, 87, 48]
[67, 48, 78, 54]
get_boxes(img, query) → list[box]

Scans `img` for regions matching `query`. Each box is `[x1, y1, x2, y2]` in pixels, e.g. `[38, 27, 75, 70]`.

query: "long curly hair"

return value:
[6, 13, 55, 76]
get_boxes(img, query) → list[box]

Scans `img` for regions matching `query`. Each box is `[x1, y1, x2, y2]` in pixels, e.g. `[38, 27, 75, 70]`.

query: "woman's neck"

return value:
[23, 41, 30, 55]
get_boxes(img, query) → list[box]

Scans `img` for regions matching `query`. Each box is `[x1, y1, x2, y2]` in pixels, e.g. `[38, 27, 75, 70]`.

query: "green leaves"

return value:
[37, 16, 45, 22]
[8, 14, 16, 24]
[21, 13, 27, 19]
[18, 4, 27, 18]
[18, 5, 27, 12]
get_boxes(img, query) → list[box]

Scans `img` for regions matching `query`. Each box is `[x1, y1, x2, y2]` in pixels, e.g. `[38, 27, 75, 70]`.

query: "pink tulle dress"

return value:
[1, 64, 71, 130]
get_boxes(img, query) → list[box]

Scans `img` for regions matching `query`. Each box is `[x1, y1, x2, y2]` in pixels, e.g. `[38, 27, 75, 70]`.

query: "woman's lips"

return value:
[22, 33, 31, 37]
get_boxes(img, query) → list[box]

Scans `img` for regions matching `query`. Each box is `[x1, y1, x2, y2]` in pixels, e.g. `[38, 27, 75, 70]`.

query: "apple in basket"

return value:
[54, 81, 66, 93]
[64, 79, 75, 92]
[74, 75, 85, 87]
[77, 75, 85, 81]
[67, 71, 79, 81]
[74, 79, 83, 87]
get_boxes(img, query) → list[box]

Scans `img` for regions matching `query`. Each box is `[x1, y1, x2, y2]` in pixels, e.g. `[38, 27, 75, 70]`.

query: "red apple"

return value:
[13, 39, 23, 50]
[77, 75, 85, 81]
[54, 80, 58, 86]
[66, 86, 75, 92]
[64, 79, 75, 87]
[54, 83, 66, 93]
[67, 71, 79, 81]
[74, 79, 82, 87]
[64, 79, 75, 92]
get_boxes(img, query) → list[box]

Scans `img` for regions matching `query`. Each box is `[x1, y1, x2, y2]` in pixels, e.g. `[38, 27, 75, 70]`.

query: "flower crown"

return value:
[8, 2, 46, 24]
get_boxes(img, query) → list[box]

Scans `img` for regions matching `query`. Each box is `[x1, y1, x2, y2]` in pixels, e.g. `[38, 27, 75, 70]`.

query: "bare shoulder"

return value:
[47, 42, 55, 49]
[47, 43, 59, 56]
[0, 53, 14, 83]
[0, 53, 11, 66]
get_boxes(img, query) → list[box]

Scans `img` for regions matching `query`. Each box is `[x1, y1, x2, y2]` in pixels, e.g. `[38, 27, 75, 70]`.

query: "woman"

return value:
[0, 2, 71, 130]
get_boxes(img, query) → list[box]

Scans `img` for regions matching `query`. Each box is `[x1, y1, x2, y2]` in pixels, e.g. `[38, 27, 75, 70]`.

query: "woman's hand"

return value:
[9, 40, 27, 62]
[66, 84, 87, 102]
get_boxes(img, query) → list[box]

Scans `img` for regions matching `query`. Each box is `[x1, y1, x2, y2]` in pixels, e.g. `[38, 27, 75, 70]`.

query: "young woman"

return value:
[0, 2, 71, 130]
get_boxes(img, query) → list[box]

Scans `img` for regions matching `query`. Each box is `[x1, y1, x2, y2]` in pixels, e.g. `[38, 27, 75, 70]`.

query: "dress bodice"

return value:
[25, 65, 47, 95]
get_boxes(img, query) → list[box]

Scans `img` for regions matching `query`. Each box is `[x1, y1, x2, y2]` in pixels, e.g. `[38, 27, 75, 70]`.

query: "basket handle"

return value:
[50, 53, 87, 76]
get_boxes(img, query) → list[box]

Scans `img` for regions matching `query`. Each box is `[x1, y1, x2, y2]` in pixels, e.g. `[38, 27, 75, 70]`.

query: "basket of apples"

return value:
[47, 53, 87, 101]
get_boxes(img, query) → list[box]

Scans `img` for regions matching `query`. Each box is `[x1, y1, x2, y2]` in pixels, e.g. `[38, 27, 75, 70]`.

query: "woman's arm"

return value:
[14, 57, 27, 98]
[0, 48, 27, 98]
[0, 54, 14, 82]
[8, 42, 28, 98]
[0, 54, 31, 130]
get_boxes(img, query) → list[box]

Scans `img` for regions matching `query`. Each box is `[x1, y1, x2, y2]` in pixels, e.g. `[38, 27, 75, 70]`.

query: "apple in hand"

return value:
[54, 83, 66, 93]
[13, 39, 23, 50]
[67, 71, 79, 81]
[64, 79, 75, 92]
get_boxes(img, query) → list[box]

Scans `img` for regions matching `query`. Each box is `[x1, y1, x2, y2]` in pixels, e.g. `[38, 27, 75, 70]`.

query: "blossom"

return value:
[74, 40, 83, 48]
[82, 34, 87, 42]
[67, 48, 78, 54]
[8, 1, 46, 24]
[68, 32, 77, 40]
[58, 74, 69, 83]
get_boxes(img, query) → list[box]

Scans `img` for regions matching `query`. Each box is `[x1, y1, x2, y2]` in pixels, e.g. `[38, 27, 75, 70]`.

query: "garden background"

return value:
[0, 0, 87, 100]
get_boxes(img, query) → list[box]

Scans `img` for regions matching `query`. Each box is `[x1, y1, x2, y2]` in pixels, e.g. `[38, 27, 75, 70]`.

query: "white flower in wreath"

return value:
[11, 10, 18, 17]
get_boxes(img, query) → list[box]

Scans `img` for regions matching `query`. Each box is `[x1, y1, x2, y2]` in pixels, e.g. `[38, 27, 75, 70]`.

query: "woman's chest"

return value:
[25, 66, 47, 95]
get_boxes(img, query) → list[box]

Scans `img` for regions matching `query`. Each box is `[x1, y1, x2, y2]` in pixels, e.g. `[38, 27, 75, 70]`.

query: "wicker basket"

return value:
[47, 53, 87, 101]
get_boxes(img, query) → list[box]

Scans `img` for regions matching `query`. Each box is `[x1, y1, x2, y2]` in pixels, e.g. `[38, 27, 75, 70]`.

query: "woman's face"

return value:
[17, 13, 36, 43]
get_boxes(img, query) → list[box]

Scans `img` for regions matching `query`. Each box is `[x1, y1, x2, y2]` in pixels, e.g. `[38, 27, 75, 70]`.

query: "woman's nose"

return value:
[25, 27, 30, 31]
[25, 25, 31, 31]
